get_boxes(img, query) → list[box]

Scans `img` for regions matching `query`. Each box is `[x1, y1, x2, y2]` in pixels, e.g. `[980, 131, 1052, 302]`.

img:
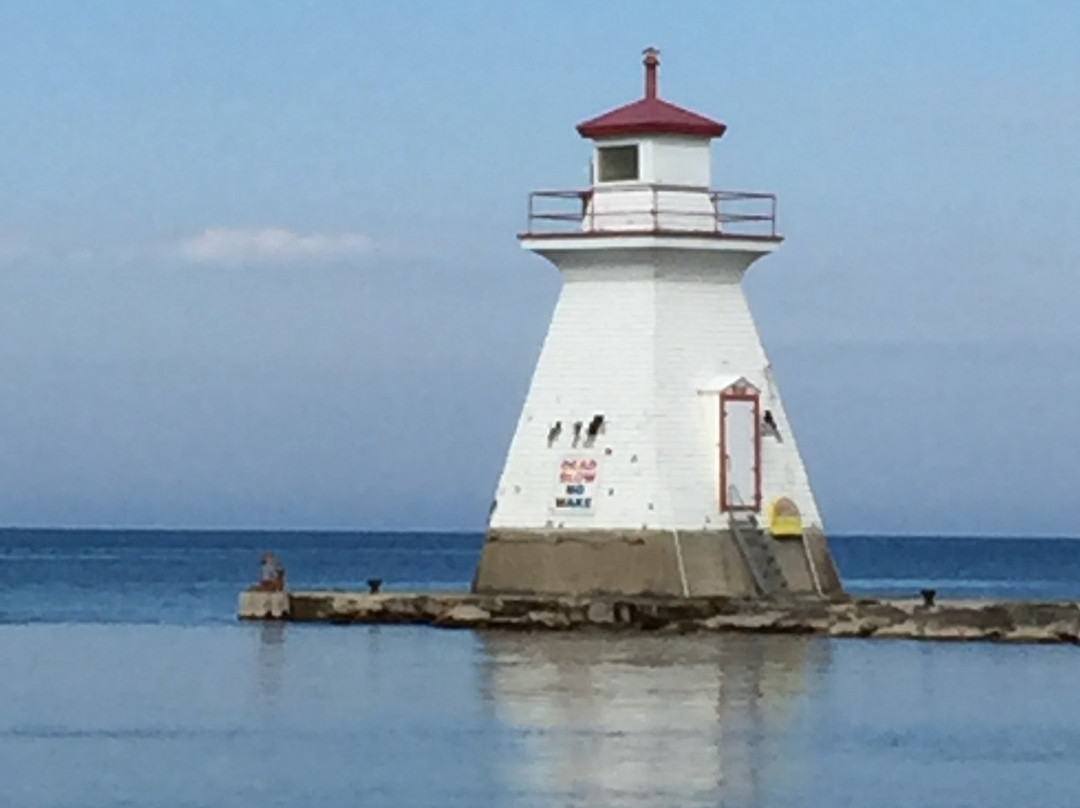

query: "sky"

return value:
[1, 1, 1078, 535]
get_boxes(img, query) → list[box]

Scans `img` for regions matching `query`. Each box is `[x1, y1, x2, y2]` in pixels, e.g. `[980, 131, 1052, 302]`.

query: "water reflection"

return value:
[255, 622, 286, 700]
[479, 632, 829, 808]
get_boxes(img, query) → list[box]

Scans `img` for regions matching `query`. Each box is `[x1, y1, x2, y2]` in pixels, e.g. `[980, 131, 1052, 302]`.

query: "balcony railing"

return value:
[523, 183, 778, 238]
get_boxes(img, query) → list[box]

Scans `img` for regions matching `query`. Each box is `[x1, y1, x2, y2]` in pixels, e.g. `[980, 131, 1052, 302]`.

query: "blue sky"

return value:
[1, 1, 1078, 534]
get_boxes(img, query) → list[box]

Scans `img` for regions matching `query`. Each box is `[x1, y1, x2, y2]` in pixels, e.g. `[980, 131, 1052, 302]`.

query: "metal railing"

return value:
[725, 483, 762, 516]
[524, 183, 778, 238]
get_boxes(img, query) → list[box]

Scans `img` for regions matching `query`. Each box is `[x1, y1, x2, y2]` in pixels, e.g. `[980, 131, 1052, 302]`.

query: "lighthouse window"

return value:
[597, 145, 639, 182]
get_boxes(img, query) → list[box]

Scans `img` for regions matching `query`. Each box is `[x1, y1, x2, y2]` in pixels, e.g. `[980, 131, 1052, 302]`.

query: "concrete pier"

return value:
[238, 590, 1080, 644]
[238, 591, 290, 619]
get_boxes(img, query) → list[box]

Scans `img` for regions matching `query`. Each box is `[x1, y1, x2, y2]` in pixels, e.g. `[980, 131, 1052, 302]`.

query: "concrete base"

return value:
[238, 591, 290, 620]
[472, 528, 843, 598]
[803, 526, 843, 595]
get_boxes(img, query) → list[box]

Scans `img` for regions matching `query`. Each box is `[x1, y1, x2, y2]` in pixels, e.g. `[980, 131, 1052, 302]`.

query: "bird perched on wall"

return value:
[585, 414, 605, 446]
[547, 421, 563, 446]
[763, 410, 782, 441]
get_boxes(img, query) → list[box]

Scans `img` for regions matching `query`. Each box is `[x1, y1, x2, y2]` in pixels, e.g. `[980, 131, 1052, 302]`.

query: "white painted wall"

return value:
[585, 136, 715, 232]
[490, 245, 823, 532]
[584, 187, 717, 233]
[649, 137, 711, 186]
[591, 136, 711, 187]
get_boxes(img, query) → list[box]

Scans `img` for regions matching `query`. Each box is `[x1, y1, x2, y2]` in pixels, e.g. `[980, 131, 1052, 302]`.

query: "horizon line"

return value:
[0, 525, 1078, 541]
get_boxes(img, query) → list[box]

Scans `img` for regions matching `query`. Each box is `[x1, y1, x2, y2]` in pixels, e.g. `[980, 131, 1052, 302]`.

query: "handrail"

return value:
[524, 183, 778, 238]
[726, 484, 759, 523]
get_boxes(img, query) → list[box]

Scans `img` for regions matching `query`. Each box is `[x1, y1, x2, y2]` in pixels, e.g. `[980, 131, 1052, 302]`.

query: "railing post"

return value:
[771, 196, 777, 237]
[651, 185, 658, 232]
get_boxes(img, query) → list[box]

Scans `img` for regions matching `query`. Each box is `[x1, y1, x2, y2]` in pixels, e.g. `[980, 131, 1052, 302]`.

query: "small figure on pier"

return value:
[250, 551, 286, 592]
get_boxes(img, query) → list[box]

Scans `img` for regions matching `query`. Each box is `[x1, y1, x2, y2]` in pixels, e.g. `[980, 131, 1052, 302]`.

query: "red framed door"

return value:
[720, 391, 762, 512]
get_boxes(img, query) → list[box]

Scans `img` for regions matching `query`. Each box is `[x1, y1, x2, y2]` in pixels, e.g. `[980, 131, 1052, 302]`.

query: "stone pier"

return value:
[238, 590, 1080, 644]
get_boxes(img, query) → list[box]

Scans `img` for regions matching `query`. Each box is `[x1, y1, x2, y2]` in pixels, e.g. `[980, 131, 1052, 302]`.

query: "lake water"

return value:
[2, 530, 1079, 807]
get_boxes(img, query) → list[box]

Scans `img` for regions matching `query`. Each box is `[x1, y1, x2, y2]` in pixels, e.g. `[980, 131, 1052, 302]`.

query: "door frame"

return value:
[719, 388, 762, 512]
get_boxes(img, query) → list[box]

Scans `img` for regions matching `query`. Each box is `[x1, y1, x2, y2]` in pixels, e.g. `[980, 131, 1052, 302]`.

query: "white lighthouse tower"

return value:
[475, 50, 842, 599]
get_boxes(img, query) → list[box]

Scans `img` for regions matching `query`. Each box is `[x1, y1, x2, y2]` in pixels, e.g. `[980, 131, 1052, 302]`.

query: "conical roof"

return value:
[576, 48, 726, 140]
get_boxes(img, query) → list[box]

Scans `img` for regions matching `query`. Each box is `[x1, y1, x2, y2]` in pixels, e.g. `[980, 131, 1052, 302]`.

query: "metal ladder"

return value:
[727, 487, 789, 598]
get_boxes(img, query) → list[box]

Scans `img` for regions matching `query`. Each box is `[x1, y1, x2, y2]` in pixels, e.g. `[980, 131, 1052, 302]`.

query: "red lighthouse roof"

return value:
[576, 48, 727, 140]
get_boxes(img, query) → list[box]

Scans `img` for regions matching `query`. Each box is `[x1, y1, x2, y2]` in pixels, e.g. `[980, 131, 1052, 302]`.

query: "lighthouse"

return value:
[475, 49, 843, 599]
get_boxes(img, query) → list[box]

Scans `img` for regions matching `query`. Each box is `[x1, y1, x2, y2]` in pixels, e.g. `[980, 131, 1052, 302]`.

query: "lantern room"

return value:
[522, 48, 778, 240]
[579, 47, 725, 190]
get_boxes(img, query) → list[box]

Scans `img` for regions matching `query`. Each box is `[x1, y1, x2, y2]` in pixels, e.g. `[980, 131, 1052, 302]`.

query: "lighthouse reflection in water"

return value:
[479, 633, 824, 806]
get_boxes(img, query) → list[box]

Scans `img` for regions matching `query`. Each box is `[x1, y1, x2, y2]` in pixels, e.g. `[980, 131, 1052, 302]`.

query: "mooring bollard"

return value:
[367, 578, 383, 594]
[920, 588, 937, 608]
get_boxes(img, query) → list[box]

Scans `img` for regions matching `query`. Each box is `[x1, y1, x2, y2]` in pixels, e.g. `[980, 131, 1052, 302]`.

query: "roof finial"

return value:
[643, 46, 660, 99]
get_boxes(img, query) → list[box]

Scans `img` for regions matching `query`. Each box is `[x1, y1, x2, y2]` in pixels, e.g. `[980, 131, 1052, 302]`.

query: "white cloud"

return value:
[178, 227, 373, 265]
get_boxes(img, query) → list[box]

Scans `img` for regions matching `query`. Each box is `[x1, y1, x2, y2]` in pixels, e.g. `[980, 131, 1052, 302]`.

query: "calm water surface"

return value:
[2, 531, 1079, 807]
